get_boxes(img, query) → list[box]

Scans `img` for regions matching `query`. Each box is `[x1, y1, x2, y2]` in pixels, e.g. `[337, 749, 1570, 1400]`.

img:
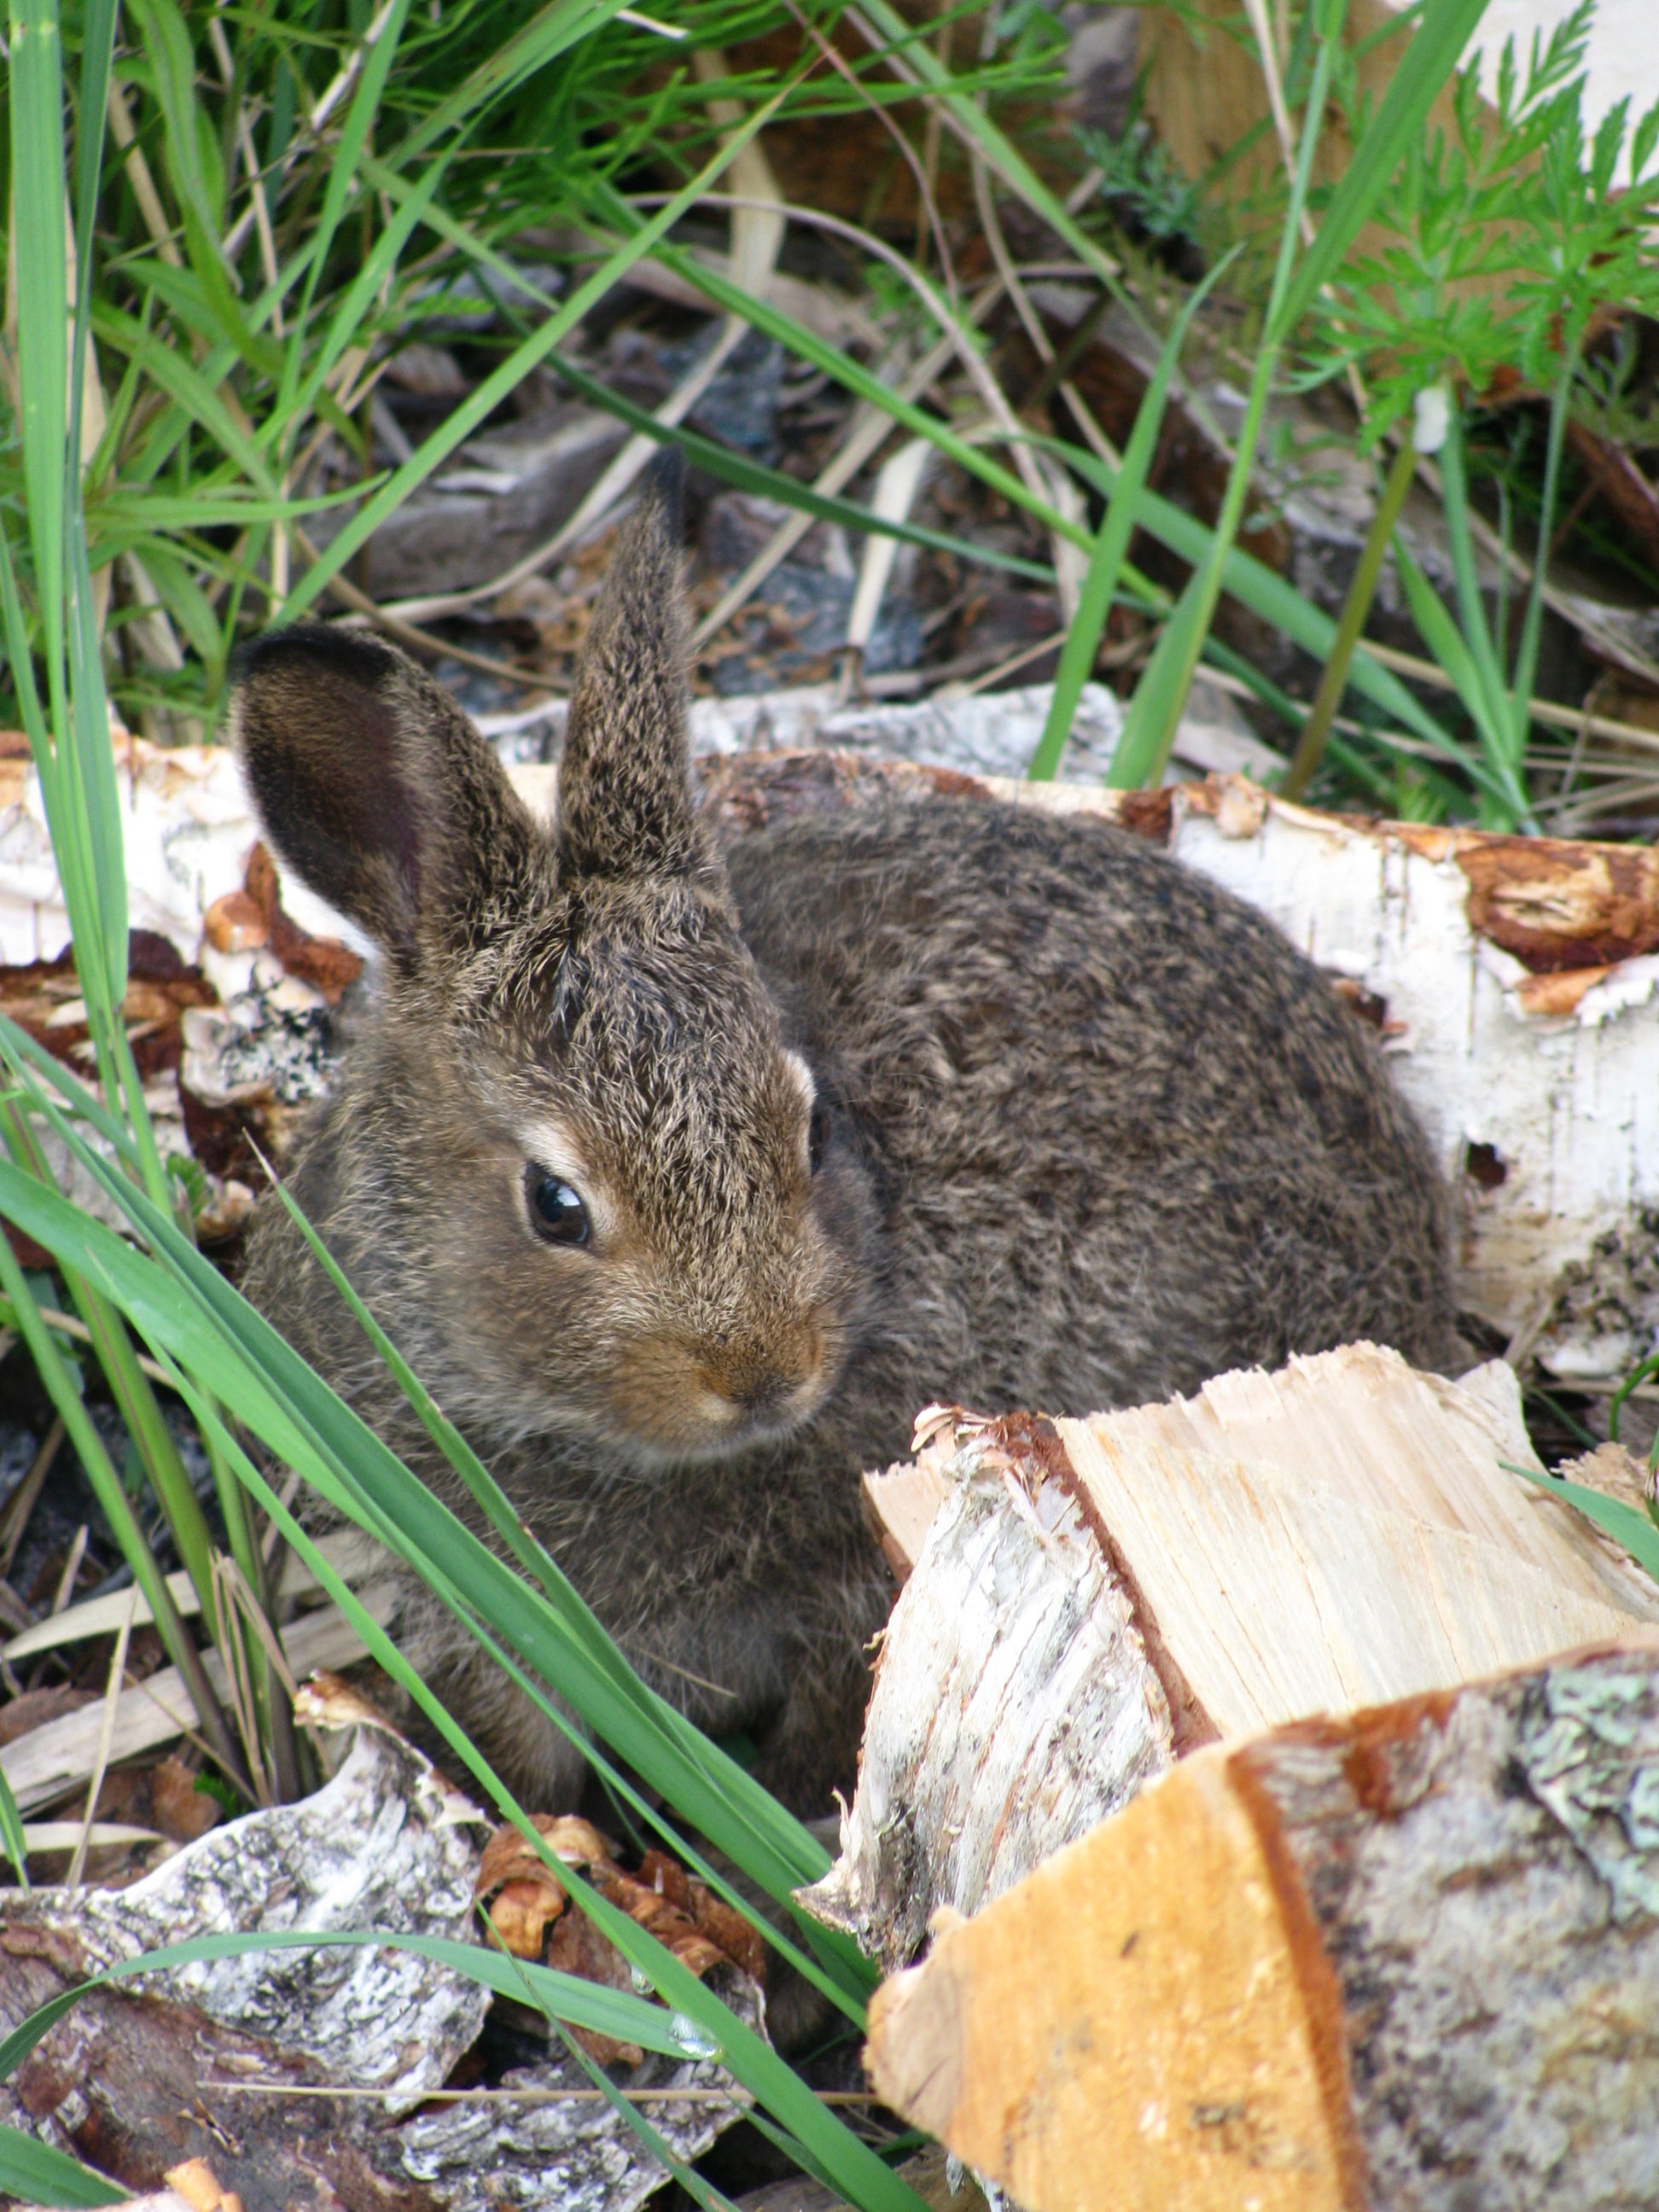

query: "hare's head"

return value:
[233, 463, 873, 1465]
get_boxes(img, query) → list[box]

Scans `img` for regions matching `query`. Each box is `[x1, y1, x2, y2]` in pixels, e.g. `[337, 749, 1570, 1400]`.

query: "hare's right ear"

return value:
[231, 626, 540, 973]
[556, 451, 721, 894]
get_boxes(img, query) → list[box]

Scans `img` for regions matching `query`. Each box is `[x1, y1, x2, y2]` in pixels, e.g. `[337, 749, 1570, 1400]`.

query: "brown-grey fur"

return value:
[236, 471, 1454, 1819]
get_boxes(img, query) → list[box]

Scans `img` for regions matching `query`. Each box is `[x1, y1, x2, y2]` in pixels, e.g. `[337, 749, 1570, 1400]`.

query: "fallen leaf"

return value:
[474, 1813, 767, 2040]
[203, 889, 269, 955]
[244, 842, 363, 1002]
[152, 1755, 222, 1844]
[476, 1811, 614, 1899]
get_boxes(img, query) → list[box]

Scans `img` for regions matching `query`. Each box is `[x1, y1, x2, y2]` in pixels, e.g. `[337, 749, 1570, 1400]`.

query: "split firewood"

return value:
[864, 1637, 1659, 2212]
[803, 1344, 1659, 1969]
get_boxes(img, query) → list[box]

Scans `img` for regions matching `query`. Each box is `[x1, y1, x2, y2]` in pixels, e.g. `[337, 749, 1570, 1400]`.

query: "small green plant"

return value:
[1035, 0, 1494, 791]
[1078, 101, 1212, 259]
[1284, 2, 1659, 818]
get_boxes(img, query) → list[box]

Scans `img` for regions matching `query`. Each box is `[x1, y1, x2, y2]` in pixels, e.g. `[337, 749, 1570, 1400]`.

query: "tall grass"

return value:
[0, 1, 933, 2199]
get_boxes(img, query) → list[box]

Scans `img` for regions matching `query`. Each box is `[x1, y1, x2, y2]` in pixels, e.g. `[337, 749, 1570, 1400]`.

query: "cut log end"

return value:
[864, 1639, 1659, 2212]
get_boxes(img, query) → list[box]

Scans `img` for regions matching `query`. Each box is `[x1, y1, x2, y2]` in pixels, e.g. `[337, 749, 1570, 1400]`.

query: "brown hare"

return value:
[236, 458, 1452, 1819]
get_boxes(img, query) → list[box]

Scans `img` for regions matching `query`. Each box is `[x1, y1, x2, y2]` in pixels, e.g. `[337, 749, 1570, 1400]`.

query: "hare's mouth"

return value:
[668, 1380, 830, 1459]
[607, 1340, 835, 1460]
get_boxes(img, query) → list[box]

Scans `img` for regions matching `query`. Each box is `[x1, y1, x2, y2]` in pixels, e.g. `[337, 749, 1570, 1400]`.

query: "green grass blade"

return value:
[1510, 351, 1575, 736]
[850, 0, 1114, 291]
[391, 0, 629, 168]
[1435, 410, 1512, 746]
[540, 2010, 746, 2212]
[279, 160, 448, 441]
[1032, 261, 1233, 780]
[1394, 535, 1531, 823]
[0, 1759, 31, 1891]
[0, 1928, 697, 2082]
[67, 0, 118, 469]
[201, 1378, 860, 2019]
[1109, 568, 1209, 788]
[0, 1906, 923, 2212]
[1115, 3, 1346, 783]
[10, 2, 142, 1092]
[120, 0, 282, 381]
[1508, 1465, 1659, 1586]
[626, 220, 1078, 546]
[9, 0, 69, 669]
[1273, 0, 1495, 335]
[1394, 536, 1488, 719]
[0, 2125, 125, 2208]
[1056, 439, 1519, 801]
[276, 0, 414, 428]
[0, 1172, 247, 1789]
[276, 77, 804, 622]
[356, 179, 1052, 584]
[544, 350, 1053, 580]
[0, 1017, 141, 1164]
[1282, 429, 1422, 799]
[92, 307, 281, 494]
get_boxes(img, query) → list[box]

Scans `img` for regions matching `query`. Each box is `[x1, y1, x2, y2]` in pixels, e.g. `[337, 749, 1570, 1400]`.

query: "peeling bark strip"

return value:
[1451, 833, 1659, 972]
[809, 1348, 1659, 1970]
[864, 1643, 1659, 2212]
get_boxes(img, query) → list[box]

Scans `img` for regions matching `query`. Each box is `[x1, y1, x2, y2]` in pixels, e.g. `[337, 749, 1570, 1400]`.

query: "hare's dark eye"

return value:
[808, 1100, 829, 1176]
[526, 1167, 590, 1248]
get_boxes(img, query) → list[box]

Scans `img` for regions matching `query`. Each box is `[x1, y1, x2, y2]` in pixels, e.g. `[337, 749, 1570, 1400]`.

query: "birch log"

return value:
[801, 1345, 1659, 1965]
[8, 735, 1659, 1367]
[864, 1639, 1659, 2212]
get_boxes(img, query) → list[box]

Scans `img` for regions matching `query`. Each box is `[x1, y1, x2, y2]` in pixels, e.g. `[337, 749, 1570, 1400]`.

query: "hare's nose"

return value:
[698, 1334, 823, 1420]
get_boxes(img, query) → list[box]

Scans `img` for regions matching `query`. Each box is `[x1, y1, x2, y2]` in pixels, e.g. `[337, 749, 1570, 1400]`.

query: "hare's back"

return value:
[719, 795, 1453, 1403]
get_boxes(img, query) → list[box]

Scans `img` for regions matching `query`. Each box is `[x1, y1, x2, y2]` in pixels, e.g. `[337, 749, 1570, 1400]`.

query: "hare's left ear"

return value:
[232, 624, 544, 977]
[556, 451, 721, 893]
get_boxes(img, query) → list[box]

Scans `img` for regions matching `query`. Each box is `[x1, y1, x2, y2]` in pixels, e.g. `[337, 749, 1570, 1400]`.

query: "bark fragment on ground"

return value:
[864, 1640, 1659, 2212]
[3, 1709, 492, 2109]
[0, 1693, 758, 2212]
[804, 1345, 1659, 1965]
[0, 1944, 445, 2212]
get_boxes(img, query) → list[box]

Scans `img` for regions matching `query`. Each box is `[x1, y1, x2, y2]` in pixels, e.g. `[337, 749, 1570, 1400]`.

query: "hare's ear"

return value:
[556, 451, 718, 889]
[231, 625, 540, 973]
